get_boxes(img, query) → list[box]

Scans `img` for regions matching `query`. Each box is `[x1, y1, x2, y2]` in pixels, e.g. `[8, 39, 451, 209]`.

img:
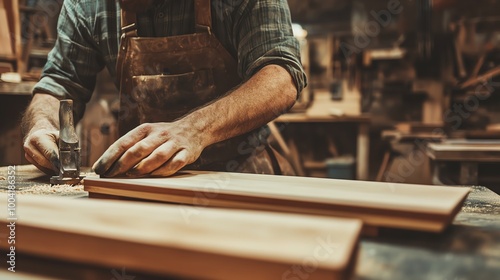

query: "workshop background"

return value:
[0, 1, 499, 280]
[1, 0, 500, 191]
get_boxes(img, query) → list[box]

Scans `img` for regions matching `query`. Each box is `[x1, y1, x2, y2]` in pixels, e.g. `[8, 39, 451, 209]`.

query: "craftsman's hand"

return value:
[23, 129, 60, 175]
[92, 121, 205, 177]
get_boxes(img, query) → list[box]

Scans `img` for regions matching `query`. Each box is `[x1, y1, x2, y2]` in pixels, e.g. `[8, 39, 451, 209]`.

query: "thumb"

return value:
[38, 130, 61, 172]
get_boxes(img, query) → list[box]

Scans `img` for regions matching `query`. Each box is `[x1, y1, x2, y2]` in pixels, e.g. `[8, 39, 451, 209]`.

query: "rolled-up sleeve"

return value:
[232, 0, 307, 97]
[33, 0, 105, 119]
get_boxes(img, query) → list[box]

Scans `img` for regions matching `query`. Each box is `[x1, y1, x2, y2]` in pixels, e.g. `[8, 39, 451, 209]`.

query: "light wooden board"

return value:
[0, 194, 362, 280]
[0, 0, 14, 56]
[305, 88, 361, 118]
[427, 141, 500, 161]
[84, 171, 471, 232]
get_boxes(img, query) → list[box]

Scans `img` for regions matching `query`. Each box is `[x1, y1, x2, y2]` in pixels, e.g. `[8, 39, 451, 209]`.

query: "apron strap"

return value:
[195, 0, 212, 34]
[120, 1, 211, 35]
[120, 9, 138, 36]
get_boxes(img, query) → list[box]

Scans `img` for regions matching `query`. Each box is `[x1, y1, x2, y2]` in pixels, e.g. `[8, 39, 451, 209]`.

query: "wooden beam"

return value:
[0, 194, 362, 280]
[84, 171, 471, 233]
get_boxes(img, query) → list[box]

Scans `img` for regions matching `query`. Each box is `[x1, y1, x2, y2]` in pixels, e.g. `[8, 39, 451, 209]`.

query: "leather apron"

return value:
[116, 0, 294, 175]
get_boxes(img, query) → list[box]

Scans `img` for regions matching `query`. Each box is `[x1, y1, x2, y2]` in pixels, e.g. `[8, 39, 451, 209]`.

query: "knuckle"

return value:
[173, 157, 187, 167]
[23, 141, 31, 152]
[158, 129, 170, 138]
[129, 147, 145, 159]
[169, 142, 180, 153]
[154, 151, 168, 160]
[29, 134, 40, 145]
[138, 123, 152, 133]
[155, 149, 172, 160]
[132, 141, 154, 157]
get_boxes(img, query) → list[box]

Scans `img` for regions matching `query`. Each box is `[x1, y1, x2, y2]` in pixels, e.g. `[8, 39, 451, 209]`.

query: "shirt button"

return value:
[158, 12, 164, 18]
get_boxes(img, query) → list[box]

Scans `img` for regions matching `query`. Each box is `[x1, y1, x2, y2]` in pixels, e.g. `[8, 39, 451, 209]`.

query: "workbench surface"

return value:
[0, 81, 36, 95]
[1, 165, 499, 279]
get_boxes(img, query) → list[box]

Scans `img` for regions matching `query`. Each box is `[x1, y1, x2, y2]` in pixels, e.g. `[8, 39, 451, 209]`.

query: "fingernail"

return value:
[127, 168, 138, 176]
[51, 159, 60, 172]
[50, 152, 60, 171]
[92, 162, 102, 173]
[104, 163, 122, 177]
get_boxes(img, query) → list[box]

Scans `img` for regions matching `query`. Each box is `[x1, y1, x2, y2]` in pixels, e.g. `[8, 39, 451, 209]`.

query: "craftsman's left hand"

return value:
[92, 121, 205, 177]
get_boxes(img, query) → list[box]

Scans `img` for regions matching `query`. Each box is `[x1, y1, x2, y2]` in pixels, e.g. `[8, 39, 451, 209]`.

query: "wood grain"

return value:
[84, 171, 471, 232]
[0, 194, 362, 280]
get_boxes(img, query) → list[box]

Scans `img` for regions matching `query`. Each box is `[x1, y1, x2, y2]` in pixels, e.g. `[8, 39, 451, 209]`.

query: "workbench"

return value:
[377, 129, 446, 183]
[274, 114, 371, 180]
[1, 165, 499, 279]
[427, 140, 500, 185]
[0, 81, 36, 95]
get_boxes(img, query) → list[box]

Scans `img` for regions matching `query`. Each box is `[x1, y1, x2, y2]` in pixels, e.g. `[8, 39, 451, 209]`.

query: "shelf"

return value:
[19, 5, 40, 13]
[0, 81, 36, 95]
[0, 54, 17, 62]
[30, 47, 51, 59]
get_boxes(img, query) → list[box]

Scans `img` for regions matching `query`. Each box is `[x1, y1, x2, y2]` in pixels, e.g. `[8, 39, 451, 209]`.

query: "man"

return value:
[22, 0, 306, 177]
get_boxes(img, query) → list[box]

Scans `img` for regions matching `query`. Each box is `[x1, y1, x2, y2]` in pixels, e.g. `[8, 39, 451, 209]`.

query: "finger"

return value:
[127, 141, 179, 176]
[93, 124, 151, 175]
[25, 152, 57, 175]
[104, 136, 163, 177]
[151, 149, 189, 177]
[25, 145, 53, 171]
[35, 131, 60, 171]
[24, 132, 59, 172]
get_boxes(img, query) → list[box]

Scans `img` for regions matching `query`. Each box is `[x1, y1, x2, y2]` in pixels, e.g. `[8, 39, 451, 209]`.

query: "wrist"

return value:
[23, 93, 60, 136]
[30, 119, 58, 133]
[177, 112, 214, 149]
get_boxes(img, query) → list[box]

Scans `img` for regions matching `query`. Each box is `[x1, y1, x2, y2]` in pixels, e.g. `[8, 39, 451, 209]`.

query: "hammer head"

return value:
[50, 99, 84, 185]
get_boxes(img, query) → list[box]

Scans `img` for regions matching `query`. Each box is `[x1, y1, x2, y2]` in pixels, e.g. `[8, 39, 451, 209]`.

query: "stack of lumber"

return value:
[0, 194, 362, 280]
[85, 171, 471, 232]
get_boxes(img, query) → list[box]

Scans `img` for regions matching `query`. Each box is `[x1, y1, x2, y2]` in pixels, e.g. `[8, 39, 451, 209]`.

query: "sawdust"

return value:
[0, 183, 87, 197]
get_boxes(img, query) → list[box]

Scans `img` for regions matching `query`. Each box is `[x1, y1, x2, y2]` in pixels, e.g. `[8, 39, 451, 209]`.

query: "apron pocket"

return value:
[131, 69, 217, 122]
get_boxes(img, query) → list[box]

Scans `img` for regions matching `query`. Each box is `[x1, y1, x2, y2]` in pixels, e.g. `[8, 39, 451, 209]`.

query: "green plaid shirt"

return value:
[34, 0, 307, 117]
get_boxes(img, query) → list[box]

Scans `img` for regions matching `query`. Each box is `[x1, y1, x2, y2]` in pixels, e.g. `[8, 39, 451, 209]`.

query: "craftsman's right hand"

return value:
[92, 121, 206, 177]
[23, 129, 60, 175]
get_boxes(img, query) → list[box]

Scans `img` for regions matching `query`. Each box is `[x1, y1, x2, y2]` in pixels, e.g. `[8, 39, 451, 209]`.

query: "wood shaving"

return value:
[0, 184, 87, 197]
[0, 176, 5, 180]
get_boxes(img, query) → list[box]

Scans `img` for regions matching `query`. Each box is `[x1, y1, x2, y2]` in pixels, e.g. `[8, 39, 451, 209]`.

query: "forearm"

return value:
[181, 64, 297, 147]
[22, 93, 60, 138]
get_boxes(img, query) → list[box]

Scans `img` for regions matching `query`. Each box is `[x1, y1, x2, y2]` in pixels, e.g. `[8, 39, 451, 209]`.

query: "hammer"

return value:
[50, 99, 84, 185]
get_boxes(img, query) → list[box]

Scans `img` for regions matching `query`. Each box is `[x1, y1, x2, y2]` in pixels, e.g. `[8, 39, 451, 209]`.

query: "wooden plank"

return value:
[84, 171, 470, 232]
[427, 142, 500, 162]
[356, 123, 369, 180]
[11, 0, 22, 73]
[0, 0, 14, 56]
[0, 194, 362, 280]
[2, 0, 22, 73]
